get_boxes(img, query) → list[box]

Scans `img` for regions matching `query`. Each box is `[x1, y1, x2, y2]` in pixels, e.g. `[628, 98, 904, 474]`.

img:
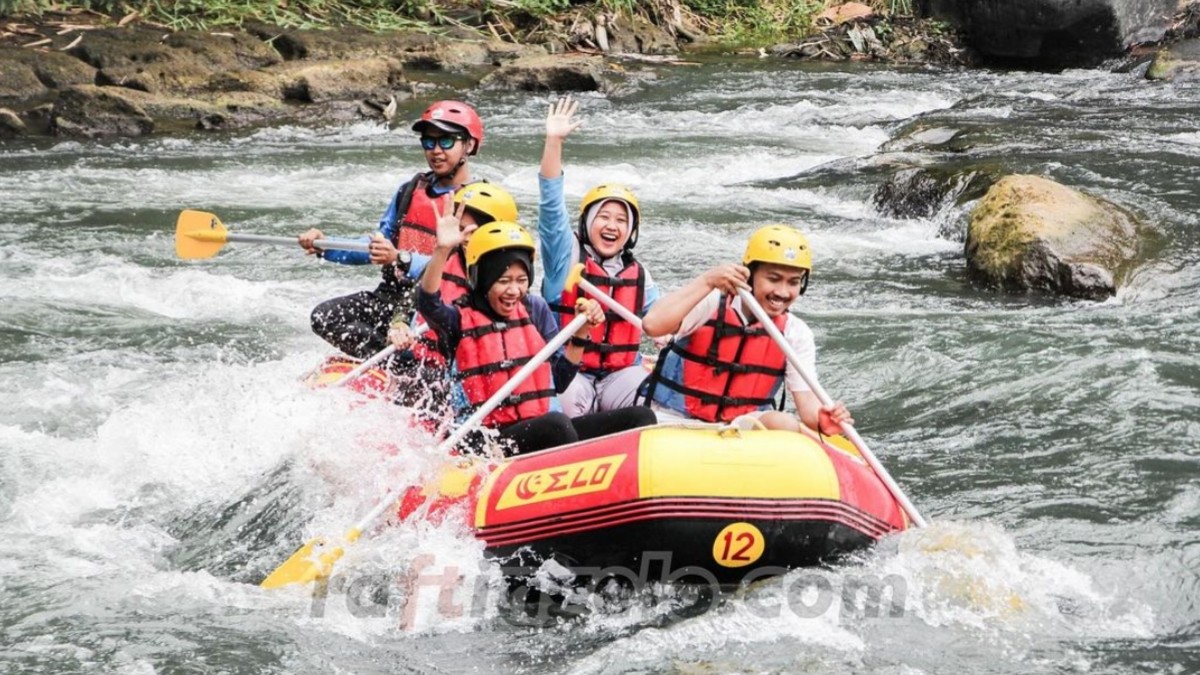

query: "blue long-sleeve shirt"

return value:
[537, 173, 660, 311]
[416, 287, 579, 394]
[320, 174, 455, 264]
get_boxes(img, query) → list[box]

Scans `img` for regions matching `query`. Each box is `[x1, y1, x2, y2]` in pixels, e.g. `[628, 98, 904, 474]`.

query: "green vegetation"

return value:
[1, 0, 432, 30]
[1, 0, 921, 43]
[687, 0, 826, 44]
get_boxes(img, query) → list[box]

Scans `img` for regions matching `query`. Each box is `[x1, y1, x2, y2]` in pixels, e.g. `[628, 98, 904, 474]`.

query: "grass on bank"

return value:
[0, 0, 917, 44]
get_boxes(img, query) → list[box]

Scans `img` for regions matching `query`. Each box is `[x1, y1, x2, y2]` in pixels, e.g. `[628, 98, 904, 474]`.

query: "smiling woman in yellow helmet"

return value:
[536, 96, 662, 419]
[414, 206, 657, 456]
[641, 225, 852, 436]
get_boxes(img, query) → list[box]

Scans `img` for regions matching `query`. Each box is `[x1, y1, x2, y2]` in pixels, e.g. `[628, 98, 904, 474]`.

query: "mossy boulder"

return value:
[1146, 39, 1200, 81]
[965, 174, 1141, 300]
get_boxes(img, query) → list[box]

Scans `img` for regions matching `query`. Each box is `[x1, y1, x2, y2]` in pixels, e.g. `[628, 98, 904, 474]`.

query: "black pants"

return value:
[388, 355, 452, 412]
[497, 407, 658, 456]
[310, 283, 415, 359]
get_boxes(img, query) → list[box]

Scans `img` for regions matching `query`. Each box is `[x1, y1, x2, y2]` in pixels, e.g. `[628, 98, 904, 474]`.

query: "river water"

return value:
[2, 55, 1197, 673]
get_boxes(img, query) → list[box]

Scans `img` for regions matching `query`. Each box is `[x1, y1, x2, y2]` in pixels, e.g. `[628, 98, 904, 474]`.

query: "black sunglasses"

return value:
[420, 135, 462, 151]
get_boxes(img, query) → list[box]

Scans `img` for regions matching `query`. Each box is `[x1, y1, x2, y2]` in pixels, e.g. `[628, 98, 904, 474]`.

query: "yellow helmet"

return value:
[743, 225, 812, 271]
[578, 183, 641, 250]
[464, 219, 535, 270]
[453, 182, 518, 224]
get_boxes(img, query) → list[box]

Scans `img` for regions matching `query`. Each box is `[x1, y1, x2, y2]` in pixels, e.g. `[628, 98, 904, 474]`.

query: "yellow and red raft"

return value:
[400, 424, 910, 585]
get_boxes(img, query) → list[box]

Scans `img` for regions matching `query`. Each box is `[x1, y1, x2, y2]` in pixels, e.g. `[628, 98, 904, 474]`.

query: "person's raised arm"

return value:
[642, 263, 751, 337]
[539, 96, 584, 301]
[541, 96, 583, 180]
[421, 198, 466, 295]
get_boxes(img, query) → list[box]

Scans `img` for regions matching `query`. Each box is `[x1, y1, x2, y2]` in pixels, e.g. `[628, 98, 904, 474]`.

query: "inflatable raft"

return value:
[304, 354, 910, 585]
[401, 423, 909, 586]
[302, 354, 392, 397]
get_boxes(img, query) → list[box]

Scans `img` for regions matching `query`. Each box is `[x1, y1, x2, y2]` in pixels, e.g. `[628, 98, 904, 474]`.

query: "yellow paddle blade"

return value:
[260, 528, 362, 589]
[260, 537, 344, 589]
[175, 210, 229, 259]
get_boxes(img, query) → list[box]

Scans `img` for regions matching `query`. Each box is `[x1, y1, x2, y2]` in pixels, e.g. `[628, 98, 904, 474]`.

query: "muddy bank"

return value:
[0, 6, 967, 140]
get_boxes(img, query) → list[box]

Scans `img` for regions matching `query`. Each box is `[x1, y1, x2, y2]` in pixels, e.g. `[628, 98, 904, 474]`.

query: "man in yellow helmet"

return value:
[537, 96, 661, 418]
[641, 225, 852, 435]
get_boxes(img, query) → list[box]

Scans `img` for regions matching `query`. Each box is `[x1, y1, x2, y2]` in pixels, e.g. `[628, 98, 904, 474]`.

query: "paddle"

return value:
[329, 321, 429, 388]
[261, 311, 592, 589]
[331, 346, 396, 387]
[175, 210, 371, 260]
[735, 288, 928, 528]
[564, 263, 644, 327]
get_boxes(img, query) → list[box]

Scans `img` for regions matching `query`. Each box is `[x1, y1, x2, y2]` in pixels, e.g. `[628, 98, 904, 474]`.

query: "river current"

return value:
[1, 56, 1197, 673]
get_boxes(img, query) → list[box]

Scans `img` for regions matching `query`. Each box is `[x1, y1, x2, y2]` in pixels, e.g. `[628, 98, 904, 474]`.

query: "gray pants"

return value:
[558, 365, 651, 418]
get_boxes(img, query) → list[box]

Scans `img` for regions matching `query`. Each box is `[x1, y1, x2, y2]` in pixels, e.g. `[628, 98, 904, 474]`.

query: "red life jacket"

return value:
[412, 248, 471, 366]
[455, 299, 554, 428]
[552, 252, 645, 373]
[646, 295, 788, 423]
[396, 175, 452, 256]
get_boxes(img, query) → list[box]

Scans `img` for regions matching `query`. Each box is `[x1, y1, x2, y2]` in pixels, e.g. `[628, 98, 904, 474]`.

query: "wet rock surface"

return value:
[965, 175, 1143, 300]
[925, 0, 1178, 68]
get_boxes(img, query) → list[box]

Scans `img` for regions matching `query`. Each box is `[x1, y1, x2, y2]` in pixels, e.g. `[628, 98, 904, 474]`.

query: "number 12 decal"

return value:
[712, 523, 765, 567]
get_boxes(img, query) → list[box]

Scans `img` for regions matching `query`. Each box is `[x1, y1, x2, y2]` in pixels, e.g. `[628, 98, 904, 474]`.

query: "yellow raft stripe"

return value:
[637, 427, 841, 500]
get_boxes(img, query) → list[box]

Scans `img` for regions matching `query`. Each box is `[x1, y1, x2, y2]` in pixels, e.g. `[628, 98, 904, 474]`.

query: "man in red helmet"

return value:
[295, 100, 484, 360]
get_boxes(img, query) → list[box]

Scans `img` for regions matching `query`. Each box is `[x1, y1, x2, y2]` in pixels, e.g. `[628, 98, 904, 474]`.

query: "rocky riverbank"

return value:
[0, 4, 970, 140]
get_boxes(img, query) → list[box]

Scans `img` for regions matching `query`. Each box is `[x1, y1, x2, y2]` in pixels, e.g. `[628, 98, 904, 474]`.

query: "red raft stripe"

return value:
[476, 497, 899, 548]
[822, 445, 909, 530]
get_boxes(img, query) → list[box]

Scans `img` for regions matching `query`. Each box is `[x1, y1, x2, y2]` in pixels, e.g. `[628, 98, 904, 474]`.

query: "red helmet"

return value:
[411, 100, 484, 155]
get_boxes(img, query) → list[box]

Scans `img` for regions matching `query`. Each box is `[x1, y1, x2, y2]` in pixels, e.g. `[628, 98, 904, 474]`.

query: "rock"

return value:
[926, 0, 1177, 67]
[965, 175, 1141, 300]
[0, 53, 48, 104]
[105, 88, 285, 132]
[96, 60, 218, 95]
[605, 14, 678, 55]
[1146, 39, 1200, 81]
[20, 104, 54, 135]
[273, 58, 403, 103]
[485, 41, 545, 65]
[71, 27, 281, 96]
[162, 30, 281, 69]
[873, 165, 998, 223]
[70, 27, 278, 71]
[249, 26, 435, 61]
[51, 85, 154, 138]
[400, 40, 491, 71]
[0, 47, 96, 91]
[481, 54, 604, 92]
[205, 69, 287, 100]
[0, 108, 27, 138]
